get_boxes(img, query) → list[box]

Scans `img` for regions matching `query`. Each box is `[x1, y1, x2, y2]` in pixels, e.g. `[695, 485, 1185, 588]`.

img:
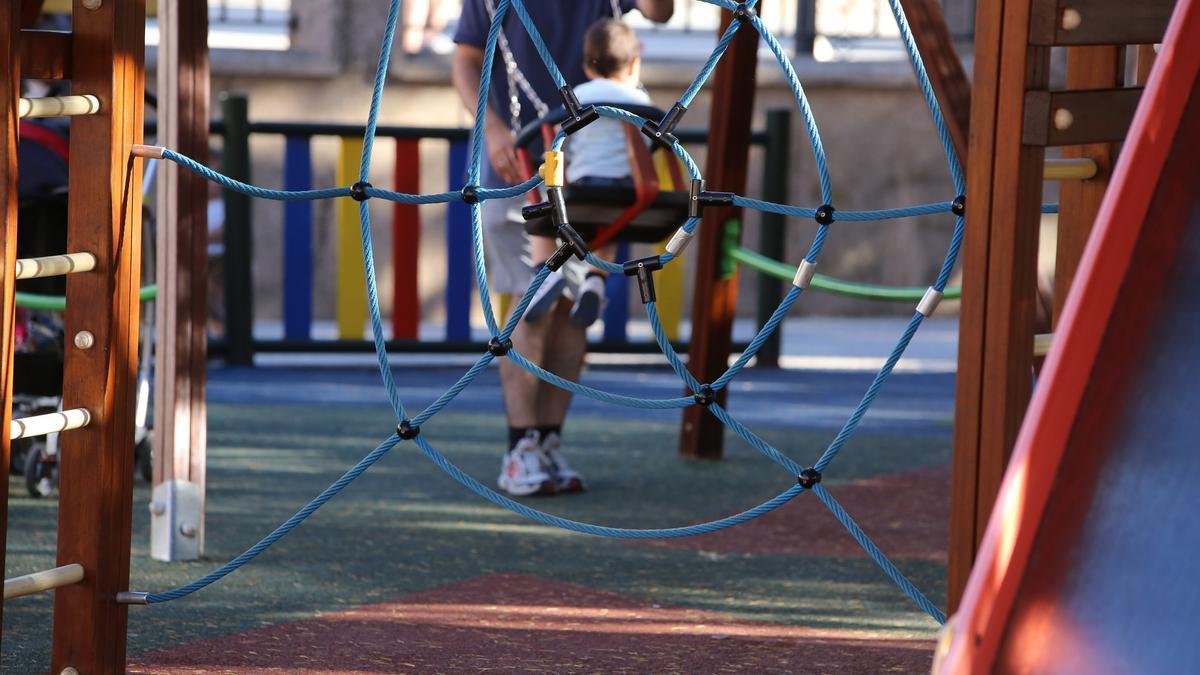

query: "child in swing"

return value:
[524, 18, 651, 327]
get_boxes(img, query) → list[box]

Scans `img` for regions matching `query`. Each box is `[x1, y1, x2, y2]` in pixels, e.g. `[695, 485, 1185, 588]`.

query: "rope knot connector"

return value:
[397, 420, 421, 440]
[623, 255, 664, 304]
[559, 86, 599, 135]
[798, 468, 822, 489]
[487, 336, 513, 357]
[461, 184, 481, 204]
[951, 194, 966, 217]
[640, 101, 687, 150]
[350, 181, 372, 202]
[734, 3, 756, 23]
[693, 384, 716, 407]
[815, 204, 835, 226]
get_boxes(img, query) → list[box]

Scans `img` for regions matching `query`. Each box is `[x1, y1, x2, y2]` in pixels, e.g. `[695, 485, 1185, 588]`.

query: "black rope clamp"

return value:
[487, 336, 513, 357]
[733, 3, 756, 23]
[559, 86, 599, 135]
[537, 186, 589, 272]
[461, 184, 481, 204]
[693, 384, 716, 407]
[951, 194, 966, 217]
[350, 181, 372, 202]
[797, 468, 822, 489]
[815, 204, 835, 226]
[547, 227, 590, 272]
[397, 420, 421, 440]
[623, 255, 663, 304]
[546, 186, 570, 227]
[521, 200, 553, 221]
[640, 101, 688, 150]
[689, 179, 735, 218]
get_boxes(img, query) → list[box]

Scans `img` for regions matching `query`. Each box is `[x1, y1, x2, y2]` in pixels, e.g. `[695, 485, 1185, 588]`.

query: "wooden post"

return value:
[678, 8, 760, 460]
[153, 0, 209, 561]
[0, 0, 20, 651]
[947, 0, 1049, 612]
[898, 0, 973, 163]
[1052, 47, 1123, 321]
[52, 0, 145, 671]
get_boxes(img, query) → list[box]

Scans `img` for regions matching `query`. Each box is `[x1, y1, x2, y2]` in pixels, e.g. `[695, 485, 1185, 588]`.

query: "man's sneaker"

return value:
[570, 273, 607, 327]
[540, 432, 585, 493]
[498, 432, 556, 496]
[524, 269, 567, 322]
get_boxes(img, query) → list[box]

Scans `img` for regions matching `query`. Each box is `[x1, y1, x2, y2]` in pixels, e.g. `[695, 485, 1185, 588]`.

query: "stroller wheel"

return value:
[10, 438, 30, 476]
[135, 436, 153, 483]
[23, 442, 58, 499]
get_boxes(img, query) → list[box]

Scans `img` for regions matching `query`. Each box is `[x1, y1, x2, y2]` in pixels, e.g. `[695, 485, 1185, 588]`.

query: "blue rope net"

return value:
[138, 0, 960, 625]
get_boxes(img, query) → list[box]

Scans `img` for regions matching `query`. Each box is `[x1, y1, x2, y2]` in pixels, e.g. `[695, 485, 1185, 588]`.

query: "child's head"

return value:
[583, 19, 641, 84]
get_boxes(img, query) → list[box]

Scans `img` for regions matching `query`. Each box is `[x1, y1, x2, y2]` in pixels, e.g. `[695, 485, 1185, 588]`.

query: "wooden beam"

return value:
[678, 6, 760, 460]
[52, 0, 145, 671]
[1053, 46, 1124, 322]
[1029, 0, 1175, 46]
[1135, 44, 1158, 84]
[153, 0, 209, 560]
[948, 0, 1050, 612]
[21, 0, 46, 28]
[0, 0, 21, 654]
[20, 29, 70, 79]
[898, 0, 973, 163]
[1022, 87, 1142, 146]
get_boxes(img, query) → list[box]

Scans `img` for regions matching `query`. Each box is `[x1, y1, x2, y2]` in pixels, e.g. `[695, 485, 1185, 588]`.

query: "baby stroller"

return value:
[10, 118, 155, 497]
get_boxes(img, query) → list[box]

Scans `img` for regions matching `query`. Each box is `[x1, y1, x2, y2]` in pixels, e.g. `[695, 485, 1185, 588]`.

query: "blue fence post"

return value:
[445, 140, 473, 341]
[283, 136, 313, 340]
[603, 241, 630, 343]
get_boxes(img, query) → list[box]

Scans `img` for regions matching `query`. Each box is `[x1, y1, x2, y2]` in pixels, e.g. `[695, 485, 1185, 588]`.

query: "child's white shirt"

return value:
[566, 78, 652, 183]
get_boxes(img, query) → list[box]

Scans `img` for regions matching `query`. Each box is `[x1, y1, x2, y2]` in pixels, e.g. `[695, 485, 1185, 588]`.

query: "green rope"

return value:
[15, 284, 158, 311]
[726, 245, 962, 302]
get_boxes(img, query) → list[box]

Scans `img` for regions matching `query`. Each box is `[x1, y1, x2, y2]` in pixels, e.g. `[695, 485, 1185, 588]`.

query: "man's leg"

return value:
[536, 298, 587, 426]
[531, 297, 589, 491]
[499, 311, 549, 429]
[481, 199, 555, 495]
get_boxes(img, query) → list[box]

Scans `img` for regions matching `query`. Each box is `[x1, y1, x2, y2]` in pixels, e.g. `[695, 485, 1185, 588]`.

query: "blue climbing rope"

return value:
[133, 0, 1038, 626]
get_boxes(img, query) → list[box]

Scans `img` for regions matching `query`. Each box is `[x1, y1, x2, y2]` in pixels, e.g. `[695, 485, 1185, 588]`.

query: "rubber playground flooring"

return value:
[4, 364, 953, 673]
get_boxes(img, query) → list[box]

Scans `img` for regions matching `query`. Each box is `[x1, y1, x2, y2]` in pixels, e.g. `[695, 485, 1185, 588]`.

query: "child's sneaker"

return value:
[570, 273, 607, 327]
[540, 431, 585, 493]
[524, 269, 567, 322]
[498, 431, 555, 496]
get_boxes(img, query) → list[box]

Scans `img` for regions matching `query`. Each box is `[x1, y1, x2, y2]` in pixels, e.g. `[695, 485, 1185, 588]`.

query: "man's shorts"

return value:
[480, 195, 533, 296]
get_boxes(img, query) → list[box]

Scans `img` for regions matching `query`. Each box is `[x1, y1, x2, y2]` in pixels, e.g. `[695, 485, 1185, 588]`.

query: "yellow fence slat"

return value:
[336, 137, 368, 339]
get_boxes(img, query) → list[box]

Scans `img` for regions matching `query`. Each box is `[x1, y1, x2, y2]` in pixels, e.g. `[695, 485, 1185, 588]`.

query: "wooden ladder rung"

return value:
[4, 564, 84, 600]
[14, 252, 96, 280]
[1023, 88, 1143, 146]
[1034, 333, 1055, 357]
[1030, 0, 1176, 46]
[18, 94, 100, 119]
[1043, 157, 1098, 180]
[9, 408, 91, 441]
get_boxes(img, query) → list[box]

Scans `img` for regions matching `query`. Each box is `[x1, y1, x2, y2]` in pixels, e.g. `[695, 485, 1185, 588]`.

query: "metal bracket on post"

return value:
[150, 480, 202, 562]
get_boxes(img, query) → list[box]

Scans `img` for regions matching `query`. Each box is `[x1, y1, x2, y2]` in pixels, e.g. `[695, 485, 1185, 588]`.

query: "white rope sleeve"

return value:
[792, 260, 817, 289]
[917, 287, 944, 317]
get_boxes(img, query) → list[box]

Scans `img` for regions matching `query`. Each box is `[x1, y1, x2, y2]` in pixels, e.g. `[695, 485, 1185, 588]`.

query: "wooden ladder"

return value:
[949, 0, 1175, 610]
[1, 1, 146, 673]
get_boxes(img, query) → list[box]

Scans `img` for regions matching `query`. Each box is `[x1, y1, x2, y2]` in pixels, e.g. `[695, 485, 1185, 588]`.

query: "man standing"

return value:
[452, 0, 674, 496]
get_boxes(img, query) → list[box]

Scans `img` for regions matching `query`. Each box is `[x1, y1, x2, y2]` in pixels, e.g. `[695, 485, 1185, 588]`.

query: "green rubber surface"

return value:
[4, 400, 949, 672]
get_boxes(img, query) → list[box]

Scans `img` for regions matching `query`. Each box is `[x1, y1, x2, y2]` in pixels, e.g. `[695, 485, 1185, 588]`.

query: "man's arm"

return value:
[636, 0, 674, 23]
[452, 43, 523, 183]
